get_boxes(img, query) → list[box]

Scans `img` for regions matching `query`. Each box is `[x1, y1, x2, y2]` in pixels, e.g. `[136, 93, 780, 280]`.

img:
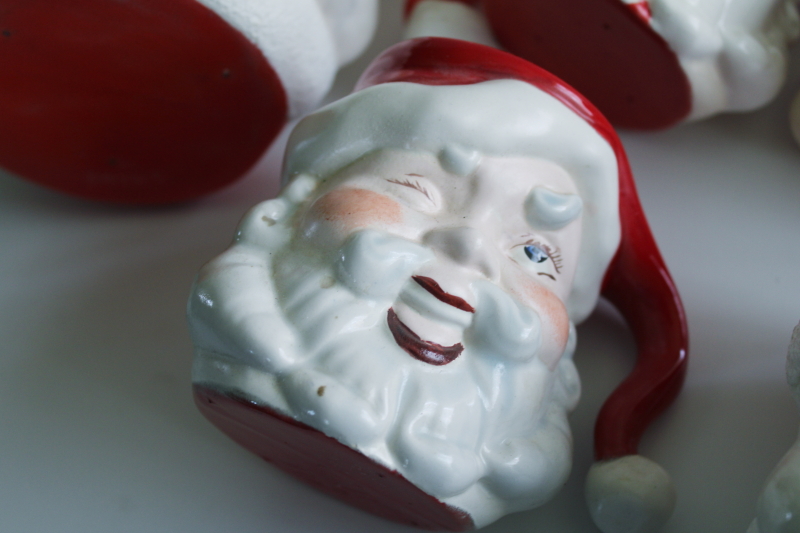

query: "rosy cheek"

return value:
[302, 188, 403, 242]
[510, 275, 570, 370]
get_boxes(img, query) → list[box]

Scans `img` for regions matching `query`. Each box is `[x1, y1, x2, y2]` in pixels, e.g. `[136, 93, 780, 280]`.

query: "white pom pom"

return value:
[751, 442, 800, 533]
[585, 455, 676, 533]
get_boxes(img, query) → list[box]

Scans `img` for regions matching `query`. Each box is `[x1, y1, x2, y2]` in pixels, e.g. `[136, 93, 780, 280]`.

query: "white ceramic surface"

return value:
[2, 2, 800, 532]
[188, 73, 626, 525]
[188, 153, 584, 526]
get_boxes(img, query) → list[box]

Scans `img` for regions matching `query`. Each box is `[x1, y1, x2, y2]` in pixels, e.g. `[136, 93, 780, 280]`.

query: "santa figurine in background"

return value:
[404, 0, 799, 130]
[188, 37, 689, 533]
[748, 322, 800, 533]
[0, 0, 377, 203]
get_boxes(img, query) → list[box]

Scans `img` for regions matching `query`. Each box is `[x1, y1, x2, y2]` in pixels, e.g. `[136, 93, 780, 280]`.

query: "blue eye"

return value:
[524, 244, 549, 263]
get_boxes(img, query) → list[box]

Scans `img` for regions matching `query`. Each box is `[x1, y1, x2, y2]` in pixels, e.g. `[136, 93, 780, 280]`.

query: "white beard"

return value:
[189, 201, 582, 527]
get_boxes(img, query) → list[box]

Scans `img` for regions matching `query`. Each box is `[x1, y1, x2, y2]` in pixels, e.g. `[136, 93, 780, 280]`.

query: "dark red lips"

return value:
[412, 276, 475, 313]
[387, 308, 463, 366]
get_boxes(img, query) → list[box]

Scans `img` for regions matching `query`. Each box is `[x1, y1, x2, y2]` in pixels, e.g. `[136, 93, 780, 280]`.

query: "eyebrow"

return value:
[386, 177, 433, 201]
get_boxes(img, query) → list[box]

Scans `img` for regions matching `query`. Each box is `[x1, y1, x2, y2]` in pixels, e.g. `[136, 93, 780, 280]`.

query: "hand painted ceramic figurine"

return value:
[0, 0, 376, 203]
[748, 322, 800, 533]
[404, 0, 800, 129]
[187, 38, 688, 533]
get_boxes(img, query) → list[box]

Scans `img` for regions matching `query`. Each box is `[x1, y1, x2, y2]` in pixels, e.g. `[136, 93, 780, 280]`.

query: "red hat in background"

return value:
[403, 0, 690, 129]
[404, 0, 799, 131]
[0, 0, 376, 203]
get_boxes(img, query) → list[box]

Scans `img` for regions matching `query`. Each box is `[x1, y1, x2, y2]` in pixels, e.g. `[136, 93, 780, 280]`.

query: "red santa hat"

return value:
[0, 0, 376, 203]
[285, 37, 688, 533]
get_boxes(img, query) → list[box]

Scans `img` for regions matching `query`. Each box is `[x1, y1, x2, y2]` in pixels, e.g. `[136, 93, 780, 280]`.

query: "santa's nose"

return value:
[423, 226, 500, 280]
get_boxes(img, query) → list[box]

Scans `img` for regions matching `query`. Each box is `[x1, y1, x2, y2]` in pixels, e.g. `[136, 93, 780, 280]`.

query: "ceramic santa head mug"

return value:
[188, 38, 688, 533]
[405, 0, 799, 129]
[0, 0, 376, 203]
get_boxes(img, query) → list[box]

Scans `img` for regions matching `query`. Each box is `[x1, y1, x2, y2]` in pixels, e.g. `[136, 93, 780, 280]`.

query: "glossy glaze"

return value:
[190, 147, 591, 527]
[355, 41, 687, 425]
[188, 38, 688, 531]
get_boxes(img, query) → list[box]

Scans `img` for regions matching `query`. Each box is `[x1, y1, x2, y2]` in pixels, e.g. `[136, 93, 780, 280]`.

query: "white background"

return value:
[2, 1, 800, 531]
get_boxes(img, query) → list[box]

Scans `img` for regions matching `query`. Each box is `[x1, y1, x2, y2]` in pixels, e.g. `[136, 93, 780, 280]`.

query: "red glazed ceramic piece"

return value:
[484, 0, 689, 129]
[195, 384, 474, 531]
[0, 0, 377, 203]
[405, 0, 799, 129]
[188, 38, 687, 532]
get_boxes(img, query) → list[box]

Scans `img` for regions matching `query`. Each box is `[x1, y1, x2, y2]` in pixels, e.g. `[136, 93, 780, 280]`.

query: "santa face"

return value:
[297, 148, 582, 344]
[190, 148, 585, 526]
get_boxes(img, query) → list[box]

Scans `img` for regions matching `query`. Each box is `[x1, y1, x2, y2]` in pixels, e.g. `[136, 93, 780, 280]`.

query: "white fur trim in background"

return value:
[405, 0, 498, 47]
[196, 0, 378, 118]
[315, 0, 379, 65]
[648, 0, 800, 121]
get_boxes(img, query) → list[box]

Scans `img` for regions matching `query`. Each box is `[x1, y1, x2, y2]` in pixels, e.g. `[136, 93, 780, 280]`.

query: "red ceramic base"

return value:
[481, 0, 692, 129]
[0, 0, 287, 203]
[194, 384, 474, 531]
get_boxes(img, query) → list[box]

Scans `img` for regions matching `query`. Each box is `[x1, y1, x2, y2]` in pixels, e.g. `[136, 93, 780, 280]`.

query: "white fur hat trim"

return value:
[195, 0, 363, 118]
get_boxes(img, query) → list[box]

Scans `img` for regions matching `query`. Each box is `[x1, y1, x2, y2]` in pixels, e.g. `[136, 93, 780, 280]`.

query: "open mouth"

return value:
[387, 276, 475, 366]
[387, 308, 463, 366]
